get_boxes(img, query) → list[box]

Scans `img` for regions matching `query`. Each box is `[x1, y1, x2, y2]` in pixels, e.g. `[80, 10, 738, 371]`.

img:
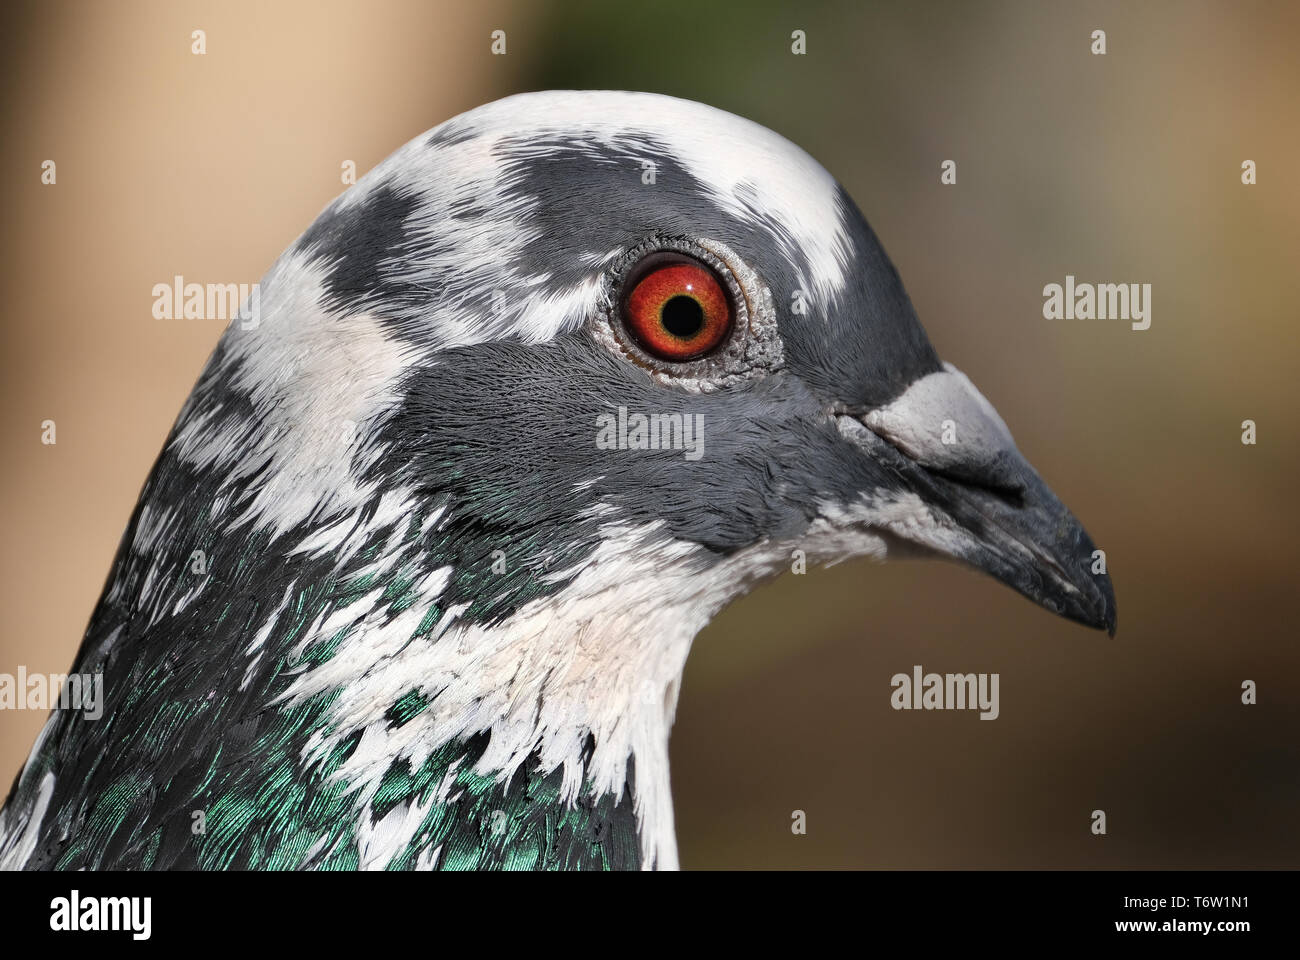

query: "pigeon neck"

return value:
[276, 524, 722, 869]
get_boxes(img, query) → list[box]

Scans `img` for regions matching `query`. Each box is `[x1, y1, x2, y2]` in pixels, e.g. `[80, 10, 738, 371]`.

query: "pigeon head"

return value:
[0, 91, 1114, 872]
[275, 90, 1114, 622]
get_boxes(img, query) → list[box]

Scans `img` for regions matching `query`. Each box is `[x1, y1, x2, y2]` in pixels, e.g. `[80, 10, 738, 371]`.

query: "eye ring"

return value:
[619, 252, 733, 361]
[593, 235, 784, 390]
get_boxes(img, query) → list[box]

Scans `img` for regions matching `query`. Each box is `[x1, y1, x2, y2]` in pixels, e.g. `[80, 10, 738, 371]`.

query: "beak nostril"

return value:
[980, 482, 1025, 510]
[924, 465, 1026, 509]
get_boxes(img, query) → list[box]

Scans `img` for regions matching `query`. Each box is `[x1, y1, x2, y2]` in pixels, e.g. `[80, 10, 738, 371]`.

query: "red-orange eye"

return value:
[622, 256, 732, 361]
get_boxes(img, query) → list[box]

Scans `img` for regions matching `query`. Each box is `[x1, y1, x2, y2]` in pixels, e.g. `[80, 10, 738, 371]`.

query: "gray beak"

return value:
[840, 363, 1117, 635]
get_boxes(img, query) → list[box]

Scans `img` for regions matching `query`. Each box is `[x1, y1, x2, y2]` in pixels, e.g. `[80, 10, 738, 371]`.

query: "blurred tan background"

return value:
[2, 0, 1297, 868]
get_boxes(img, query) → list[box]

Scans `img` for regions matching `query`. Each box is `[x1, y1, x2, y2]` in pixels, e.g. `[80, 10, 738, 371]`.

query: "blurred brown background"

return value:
[2, 0, 1296, 868]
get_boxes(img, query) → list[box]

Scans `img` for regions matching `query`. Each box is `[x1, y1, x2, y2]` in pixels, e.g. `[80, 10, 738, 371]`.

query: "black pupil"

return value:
[661, 295, 704, 339]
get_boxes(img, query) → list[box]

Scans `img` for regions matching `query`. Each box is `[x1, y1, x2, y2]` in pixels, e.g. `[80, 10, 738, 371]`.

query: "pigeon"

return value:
[0, 90, 1115, 871]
